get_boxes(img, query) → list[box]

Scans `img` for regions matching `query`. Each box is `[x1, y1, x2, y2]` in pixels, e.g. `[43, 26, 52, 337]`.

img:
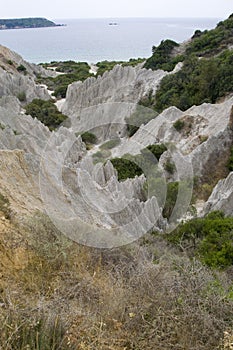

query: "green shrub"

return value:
[187, 14, 233, 57]
[25, 99, 68, 130]
[143, 143, 167, 161]
[126, 105, 158, 137]
[81, 131, 97, 145]
[162, 181, 179, 218]
[17, 91, 26, 102]
[143, 177, 167, 206]
[92, 150, 111, 163]
[173, 119, 185, 131]
[144, 39, 182, 71]
[38, 61, 93, 97]
[166, 211, 233, 268]
[17, 64, 27, 73]
[165, 159, 176, 174]
[96, 58, 145, 76]
[110, 157, 143, 181]
[53, 85, 68, 98]
[100, 138, 120, 150]
[228, 146, 233, 171]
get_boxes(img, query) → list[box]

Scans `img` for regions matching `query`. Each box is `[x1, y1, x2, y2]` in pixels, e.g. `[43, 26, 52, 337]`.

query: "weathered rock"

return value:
[0, 44, 56, 78]
[0, 66, 51, 102]
[61, 64, 170, 140]
[203, 172, 233, 216]
[0, 150, 43, 214]
[0, 45, 56, 102]
[114, 96, 233, 184]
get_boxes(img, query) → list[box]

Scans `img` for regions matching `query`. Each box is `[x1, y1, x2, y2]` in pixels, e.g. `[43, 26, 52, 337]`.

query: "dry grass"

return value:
[0, 212, 232, 349]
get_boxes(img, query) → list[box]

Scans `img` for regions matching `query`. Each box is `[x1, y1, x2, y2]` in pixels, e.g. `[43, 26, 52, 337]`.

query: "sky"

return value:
[1, 0, 232, 19]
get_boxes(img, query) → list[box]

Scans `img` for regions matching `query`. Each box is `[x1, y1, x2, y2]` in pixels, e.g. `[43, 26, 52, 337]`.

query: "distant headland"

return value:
[0, 17, 65, 30]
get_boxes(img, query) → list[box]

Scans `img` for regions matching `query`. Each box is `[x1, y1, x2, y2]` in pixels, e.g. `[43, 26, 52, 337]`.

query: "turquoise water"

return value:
[0, 17, 220, 63]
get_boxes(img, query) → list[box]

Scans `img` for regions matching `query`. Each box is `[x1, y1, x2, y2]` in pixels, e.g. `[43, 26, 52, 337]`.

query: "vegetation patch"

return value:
[166, 210, 233, 268]
[17, 91, 26, 102]
[142, 15, 233, 113]
[80, 131, 97, 145]
[100, 138, 120, 150]
[126, 104, 158, 137]
[110, 144, 167, 181]
[164, 159, 176, 174]
[144, 39, 184, 71]
[17, 64, 27, 73]
[228, 146, 233, 171]
[25, 99, 68, 130]
[144, 143, 167, 160]
[110, 157, 143, 180]
[38, 61, 93, 98]
[96, 57, 145, 76]
[92, 149, 111, 163]
[0, 212, 233, 350]
[173, 119, 185, 131]
[187, 14, 233, 57]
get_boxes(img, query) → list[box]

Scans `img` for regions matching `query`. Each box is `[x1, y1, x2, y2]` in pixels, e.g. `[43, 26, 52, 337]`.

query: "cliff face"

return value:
[61, 64, 171, 140]
[203, 172, 233, 216]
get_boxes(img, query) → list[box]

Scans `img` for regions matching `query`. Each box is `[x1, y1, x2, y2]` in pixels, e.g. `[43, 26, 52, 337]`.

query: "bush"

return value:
[144, 39, 182, 71]
[162, 181, 179, 218]
[166, 211, 233, 268]
[143, 143, 167, 160]
[228, 146, 233, 171]
[17, 64, 27, 73]
[92, 149, 111, 163]
[25, 99, 68, 130]
[110, 157, 143, 181]
[17, 91, 26, 102]
[96, 58, 145, 76]
[100, 138, 120, 150]
[81, 131, 97, 145]
[165, 159, 176, 174]
[126, 105, 158, 137]
[53, 85, 68, 98]
[173, 119, 185, 131]
[38, 61, 93, 98]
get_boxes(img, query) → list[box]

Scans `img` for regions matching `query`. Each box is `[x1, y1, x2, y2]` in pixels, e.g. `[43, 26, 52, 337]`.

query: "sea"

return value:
[0, 18, 220, 64]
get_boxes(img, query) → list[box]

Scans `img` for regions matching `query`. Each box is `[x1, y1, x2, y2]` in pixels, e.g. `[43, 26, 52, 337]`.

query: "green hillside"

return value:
[0, 17, 61, 30]
[143, 13, 233, 112]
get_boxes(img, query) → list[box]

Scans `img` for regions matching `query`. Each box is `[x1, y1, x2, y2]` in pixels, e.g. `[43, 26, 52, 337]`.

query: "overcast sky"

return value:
[1, 0, 232, 19]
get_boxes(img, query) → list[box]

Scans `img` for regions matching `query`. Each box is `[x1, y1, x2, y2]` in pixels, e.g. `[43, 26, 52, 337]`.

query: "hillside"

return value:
[0, 14, 232, 350]
[143, 13, 233, 112]
[0, 17, 63, 30]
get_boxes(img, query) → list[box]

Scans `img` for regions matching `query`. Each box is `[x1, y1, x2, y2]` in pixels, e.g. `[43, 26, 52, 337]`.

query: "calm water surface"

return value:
[0, 18, 220, 63]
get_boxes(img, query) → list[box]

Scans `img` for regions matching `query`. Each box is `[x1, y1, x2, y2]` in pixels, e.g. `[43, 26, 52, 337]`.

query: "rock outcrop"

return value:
[203, 171, 233, 216]
[0, 45, 55, 102]
[61, 64, 171, 140]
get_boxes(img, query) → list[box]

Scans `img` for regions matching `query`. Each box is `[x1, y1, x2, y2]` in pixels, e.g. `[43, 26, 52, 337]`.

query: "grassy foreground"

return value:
[0, 209, 232, 350]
